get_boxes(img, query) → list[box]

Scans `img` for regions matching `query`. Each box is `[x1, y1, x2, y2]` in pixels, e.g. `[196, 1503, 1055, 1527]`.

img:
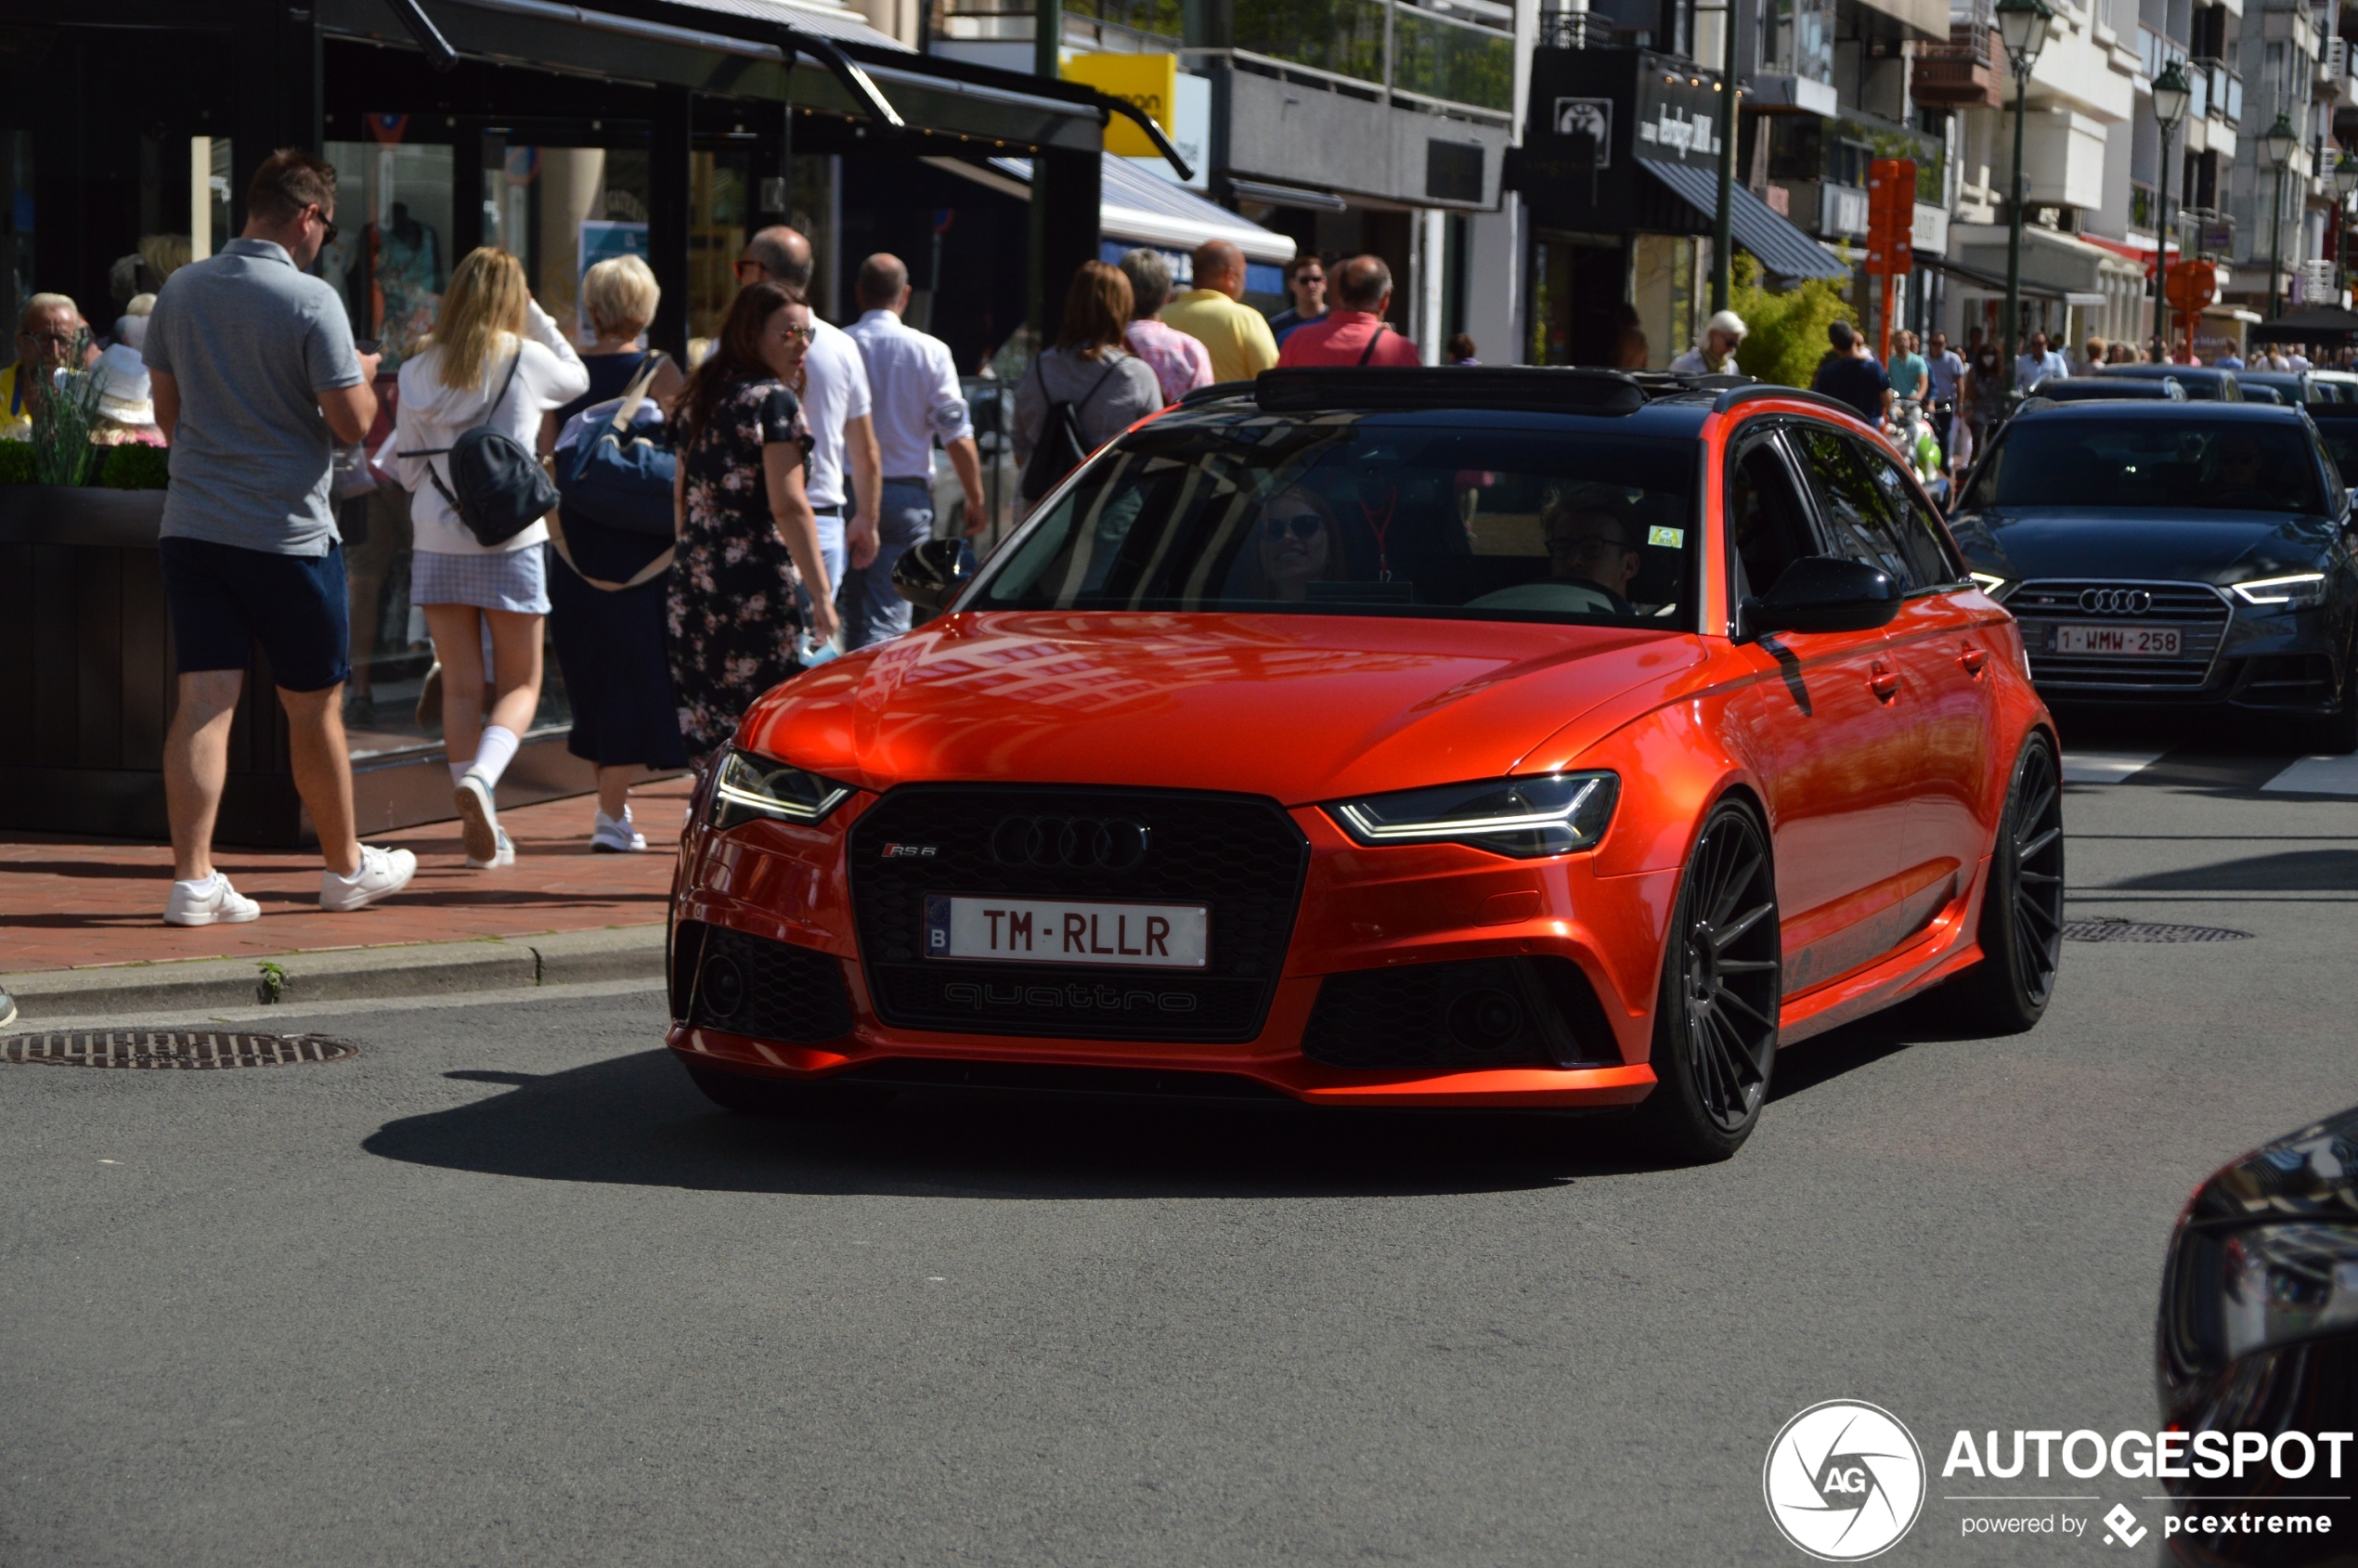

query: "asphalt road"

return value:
[5, 716, 2354, 1567]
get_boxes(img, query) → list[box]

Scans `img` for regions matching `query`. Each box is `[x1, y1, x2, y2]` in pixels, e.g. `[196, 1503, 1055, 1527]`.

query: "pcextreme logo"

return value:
[1764, 1400, 1929, 1561]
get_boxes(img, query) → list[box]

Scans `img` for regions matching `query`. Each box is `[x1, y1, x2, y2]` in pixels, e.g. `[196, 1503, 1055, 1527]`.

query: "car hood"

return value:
[1949, 508, 2339, 585]
[2183, 1103, 2358, 1226]
[735, 612, 1705, 804]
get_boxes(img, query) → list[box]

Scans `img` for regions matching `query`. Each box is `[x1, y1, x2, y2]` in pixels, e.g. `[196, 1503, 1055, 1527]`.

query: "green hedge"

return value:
[0, 440, 170, 488]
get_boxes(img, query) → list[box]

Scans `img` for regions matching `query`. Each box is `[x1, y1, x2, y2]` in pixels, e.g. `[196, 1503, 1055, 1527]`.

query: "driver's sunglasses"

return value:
[1550, 534, 1630, 555]
[1261, 513, 1323, 540]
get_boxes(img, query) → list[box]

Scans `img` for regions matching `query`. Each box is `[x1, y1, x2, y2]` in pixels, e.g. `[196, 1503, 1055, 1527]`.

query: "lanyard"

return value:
[1357, 486, 1397, 580]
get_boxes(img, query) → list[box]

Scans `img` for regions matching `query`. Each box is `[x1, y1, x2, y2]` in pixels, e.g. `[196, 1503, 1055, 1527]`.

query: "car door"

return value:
[1853, 434, 2002, 902]
[1721, 421, 1912, 997]
[1787, 422, 1986, 948]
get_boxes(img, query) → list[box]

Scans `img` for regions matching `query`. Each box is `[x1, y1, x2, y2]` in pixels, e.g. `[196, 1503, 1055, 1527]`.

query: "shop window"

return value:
[1629, 233, 1695, 373]
[688, 151, 836, 356]
[321, 138, 455, 369]
[484, 141, 653, 342]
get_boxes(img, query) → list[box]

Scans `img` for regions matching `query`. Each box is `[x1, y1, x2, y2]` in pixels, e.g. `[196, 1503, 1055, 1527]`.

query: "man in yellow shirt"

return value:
[0, 293, 90, 437]
[1160, 240, 1278, 385]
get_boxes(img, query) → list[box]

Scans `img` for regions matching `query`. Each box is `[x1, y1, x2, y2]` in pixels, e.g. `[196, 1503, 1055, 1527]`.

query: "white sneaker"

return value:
[164, 874, 262, 927]
[454, 770, 500, 864]
[466, 826, 516, 870]
[590, 807, 646, 853]
[320, 845, 418, 912]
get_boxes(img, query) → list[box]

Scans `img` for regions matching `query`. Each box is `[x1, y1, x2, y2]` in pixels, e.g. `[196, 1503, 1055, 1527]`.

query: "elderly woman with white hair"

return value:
[1669, 309, 1747, 375]
[538, 253, 690, 854]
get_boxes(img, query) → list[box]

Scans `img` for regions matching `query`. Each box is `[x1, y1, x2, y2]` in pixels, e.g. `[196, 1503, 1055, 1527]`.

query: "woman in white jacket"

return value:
[394, 248, 589, 869]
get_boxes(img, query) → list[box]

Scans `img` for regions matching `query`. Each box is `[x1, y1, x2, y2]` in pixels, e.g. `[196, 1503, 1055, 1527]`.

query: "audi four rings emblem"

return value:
[990, 815, 1152, 872]
[2079, 587, 2154, 615]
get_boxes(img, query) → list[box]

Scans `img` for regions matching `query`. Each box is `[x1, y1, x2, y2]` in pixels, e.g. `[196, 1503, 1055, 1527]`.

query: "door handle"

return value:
[1869, 663, 1899, 701]
[1958, 646, 1989, 676]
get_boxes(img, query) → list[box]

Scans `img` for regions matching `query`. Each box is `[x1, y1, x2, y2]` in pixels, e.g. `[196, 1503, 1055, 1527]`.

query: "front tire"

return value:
[1632, 801, 1782, 1163]
[1950, 732, 2065, 1032]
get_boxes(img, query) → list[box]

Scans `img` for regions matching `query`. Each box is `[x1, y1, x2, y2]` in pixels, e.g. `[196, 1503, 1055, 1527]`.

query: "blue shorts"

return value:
[159, 537, 352, 693]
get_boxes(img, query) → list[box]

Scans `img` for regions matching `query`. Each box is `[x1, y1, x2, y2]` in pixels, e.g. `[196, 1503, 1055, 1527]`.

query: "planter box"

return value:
[0, 483, 591, 847]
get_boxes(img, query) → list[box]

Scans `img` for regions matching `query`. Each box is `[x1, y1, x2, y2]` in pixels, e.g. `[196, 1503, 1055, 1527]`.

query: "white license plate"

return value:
[923, 895, 1209, 968]
[2054, 624, 2183, 656]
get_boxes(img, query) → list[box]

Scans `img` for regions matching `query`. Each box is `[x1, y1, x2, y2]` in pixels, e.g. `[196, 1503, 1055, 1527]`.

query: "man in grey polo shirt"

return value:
[146, 147, 416, 926]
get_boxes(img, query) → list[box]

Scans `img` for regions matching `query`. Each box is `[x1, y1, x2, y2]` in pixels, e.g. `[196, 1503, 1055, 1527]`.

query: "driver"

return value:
[2211, 434, 2274, 504]
[1466, 504, 1645, 616]
[1542, 507, 1642, 614]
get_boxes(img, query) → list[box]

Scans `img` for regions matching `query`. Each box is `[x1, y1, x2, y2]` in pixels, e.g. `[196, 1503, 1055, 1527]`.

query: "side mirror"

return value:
[1741, 556, 1902, 639]
[891, 537, 978, 614]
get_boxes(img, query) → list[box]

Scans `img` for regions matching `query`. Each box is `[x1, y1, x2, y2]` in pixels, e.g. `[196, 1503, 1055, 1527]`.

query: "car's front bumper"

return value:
[667, 793, 1673, 1110]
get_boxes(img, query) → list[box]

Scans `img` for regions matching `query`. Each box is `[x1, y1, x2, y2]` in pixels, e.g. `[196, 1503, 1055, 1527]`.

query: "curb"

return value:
[0, 925, 667, 1023]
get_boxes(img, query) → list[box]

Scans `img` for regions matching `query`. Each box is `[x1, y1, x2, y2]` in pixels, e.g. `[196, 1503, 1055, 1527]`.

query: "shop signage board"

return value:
[1510, 47, 1724, 231]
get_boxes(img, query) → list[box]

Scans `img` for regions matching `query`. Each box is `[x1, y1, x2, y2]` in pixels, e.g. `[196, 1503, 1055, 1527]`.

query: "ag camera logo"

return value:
[1764, 1400, 1927, 1561]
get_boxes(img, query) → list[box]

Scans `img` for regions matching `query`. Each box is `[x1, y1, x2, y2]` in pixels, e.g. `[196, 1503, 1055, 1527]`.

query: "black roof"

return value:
[1192, 367, 1871, 435]
[2097, 363, 2239, 383]
[2009, 398, 2309, 424]
[2025, 378, 2183, 403]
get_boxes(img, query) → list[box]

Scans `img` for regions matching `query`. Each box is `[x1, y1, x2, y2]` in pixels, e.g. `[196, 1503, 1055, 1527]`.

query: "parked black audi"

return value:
[2157, 1105, 2357, 1563]
[1949, 401, 2358, 751]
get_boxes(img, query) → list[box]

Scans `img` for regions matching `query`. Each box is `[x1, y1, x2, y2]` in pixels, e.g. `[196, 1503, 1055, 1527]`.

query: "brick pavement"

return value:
[1, 778, 688, 973]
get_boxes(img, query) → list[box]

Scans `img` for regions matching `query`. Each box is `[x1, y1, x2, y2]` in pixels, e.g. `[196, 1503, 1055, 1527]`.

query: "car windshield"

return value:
[2318, 420, 2358, 479]
[1961, 417, 2327, 512]
[971, 416, 1698, 626]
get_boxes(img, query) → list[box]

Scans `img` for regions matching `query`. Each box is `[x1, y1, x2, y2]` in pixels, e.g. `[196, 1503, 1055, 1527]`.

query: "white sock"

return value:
[472, 725, 522, 787]
[449, 760, 473, 786]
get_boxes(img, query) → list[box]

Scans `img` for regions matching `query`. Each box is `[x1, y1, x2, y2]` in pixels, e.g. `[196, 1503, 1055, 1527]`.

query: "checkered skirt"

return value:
[409, 545, 551, 615]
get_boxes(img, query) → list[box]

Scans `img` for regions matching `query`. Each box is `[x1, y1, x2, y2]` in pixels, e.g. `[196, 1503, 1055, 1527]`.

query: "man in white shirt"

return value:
[842, 253, 988, 649]
[739, 227, 882, 619]
[2015, 330, 2068, 390]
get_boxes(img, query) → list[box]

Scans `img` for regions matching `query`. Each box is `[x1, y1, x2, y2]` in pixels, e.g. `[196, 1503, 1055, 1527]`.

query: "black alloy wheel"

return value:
[1951, 732, 2065, 1032]
[1635, 801, 1782, 1162]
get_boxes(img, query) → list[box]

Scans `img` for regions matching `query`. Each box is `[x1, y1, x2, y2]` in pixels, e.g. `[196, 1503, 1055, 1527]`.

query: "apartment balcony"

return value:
[1914, 20, 2002, 107]
[2191, 56, 2243, 124]
[1770, 178, 1871, 239]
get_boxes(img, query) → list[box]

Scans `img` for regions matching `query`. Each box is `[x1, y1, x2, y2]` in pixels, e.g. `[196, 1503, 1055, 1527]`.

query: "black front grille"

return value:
[848, 785, 1310, 1043]
[1302, 956, 1620, 1070]
[2007, 579, 2230, 692]
[677, 919, 855, 1043]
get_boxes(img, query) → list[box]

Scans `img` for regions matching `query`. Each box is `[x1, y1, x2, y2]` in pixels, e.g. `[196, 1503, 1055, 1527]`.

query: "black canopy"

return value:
[2248, 305, 2358, 344]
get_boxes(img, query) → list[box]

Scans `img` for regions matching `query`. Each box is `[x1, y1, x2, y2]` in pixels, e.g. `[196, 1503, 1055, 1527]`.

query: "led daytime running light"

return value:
[710, 749, 851, 824]
[1336, 777, 1605, 842]
[2230, 572, 2328, 606]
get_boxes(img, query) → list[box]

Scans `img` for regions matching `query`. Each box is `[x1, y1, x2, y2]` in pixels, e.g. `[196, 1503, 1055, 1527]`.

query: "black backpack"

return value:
[400, 349, 560, 548]
[1019, 356, 1123, 504]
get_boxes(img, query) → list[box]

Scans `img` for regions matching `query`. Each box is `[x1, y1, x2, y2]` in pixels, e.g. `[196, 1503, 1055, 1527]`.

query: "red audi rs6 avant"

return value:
[667, 368, 2062, 1160]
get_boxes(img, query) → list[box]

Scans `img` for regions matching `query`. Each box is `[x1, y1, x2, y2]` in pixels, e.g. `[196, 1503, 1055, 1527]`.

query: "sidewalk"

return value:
[2, 778, 689, 1017]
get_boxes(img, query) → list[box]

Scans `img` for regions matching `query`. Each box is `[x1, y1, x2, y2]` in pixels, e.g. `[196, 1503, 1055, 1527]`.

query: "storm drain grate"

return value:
[2062, 918, 2253, 944]
[0, 1030, 358, 1069]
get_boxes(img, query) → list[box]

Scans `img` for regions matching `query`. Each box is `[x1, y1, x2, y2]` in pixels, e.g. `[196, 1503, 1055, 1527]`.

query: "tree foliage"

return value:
[1730, 251, 1859, 391]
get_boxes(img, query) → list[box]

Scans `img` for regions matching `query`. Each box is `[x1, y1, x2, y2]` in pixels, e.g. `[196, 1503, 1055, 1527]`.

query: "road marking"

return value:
[2261, 753, 2358, 795]
[2060, 748, 2168, 784]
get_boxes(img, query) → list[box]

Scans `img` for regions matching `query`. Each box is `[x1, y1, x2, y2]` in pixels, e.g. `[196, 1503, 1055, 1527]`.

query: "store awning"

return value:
[2249, 305, 2358, 343]
[981, 154, 1296, 266]
[1638, 159, 1849, 281]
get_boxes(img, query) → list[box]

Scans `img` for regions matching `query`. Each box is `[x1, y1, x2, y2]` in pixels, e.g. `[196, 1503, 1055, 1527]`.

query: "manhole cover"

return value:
[2063, 919, 2253, 943]
[0, 1030, 358, 1069]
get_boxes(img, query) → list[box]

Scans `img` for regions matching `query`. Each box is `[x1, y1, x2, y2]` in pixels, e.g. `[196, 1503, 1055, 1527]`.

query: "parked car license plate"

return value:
[923, 895, 1209, 968]
[2054, 624, 2183, 656]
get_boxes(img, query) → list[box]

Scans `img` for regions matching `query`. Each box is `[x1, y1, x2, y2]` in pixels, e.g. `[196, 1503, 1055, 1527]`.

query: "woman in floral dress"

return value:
[666, 279, 839, 759]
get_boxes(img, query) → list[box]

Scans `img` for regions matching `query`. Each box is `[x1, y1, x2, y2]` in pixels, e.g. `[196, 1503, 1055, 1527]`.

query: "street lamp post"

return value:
[2152, 61, 2191, 360]
[1995, 0, 2054, 397]
[2264, 110, 2299, 320]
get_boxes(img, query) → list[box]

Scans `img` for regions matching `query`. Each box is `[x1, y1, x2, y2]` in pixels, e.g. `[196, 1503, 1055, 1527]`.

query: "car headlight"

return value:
[2230, 572, 2329, 608]
[1328, 772, 1619, 858]
[709, 747, 852, 830]
[1969, 571, 2011, 600]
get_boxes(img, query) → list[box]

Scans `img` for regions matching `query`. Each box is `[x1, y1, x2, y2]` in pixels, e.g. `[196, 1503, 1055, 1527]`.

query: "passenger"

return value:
[1236, 486, 1342, 603]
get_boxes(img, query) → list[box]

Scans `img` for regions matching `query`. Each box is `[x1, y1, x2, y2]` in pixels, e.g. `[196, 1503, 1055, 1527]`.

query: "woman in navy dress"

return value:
[540, 255, 690, 852]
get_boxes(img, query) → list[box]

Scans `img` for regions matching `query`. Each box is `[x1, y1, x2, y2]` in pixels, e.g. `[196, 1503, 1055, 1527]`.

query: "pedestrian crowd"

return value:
[35, 143, 2351, 926]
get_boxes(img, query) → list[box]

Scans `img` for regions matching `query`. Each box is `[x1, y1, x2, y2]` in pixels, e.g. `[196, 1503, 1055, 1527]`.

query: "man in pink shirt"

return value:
[1275, 255, 1421, 368]
[1116, 248, 1214, 405]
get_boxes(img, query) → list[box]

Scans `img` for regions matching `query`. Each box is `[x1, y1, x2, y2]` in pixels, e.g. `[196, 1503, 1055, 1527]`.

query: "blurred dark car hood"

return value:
[2184, 1103, 2358, 1225]
[1949, 508, 2339, 585]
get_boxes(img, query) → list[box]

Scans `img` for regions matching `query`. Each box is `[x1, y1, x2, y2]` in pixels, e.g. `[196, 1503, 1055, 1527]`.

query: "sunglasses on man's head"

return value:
[1262, 512, 1323, 541]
